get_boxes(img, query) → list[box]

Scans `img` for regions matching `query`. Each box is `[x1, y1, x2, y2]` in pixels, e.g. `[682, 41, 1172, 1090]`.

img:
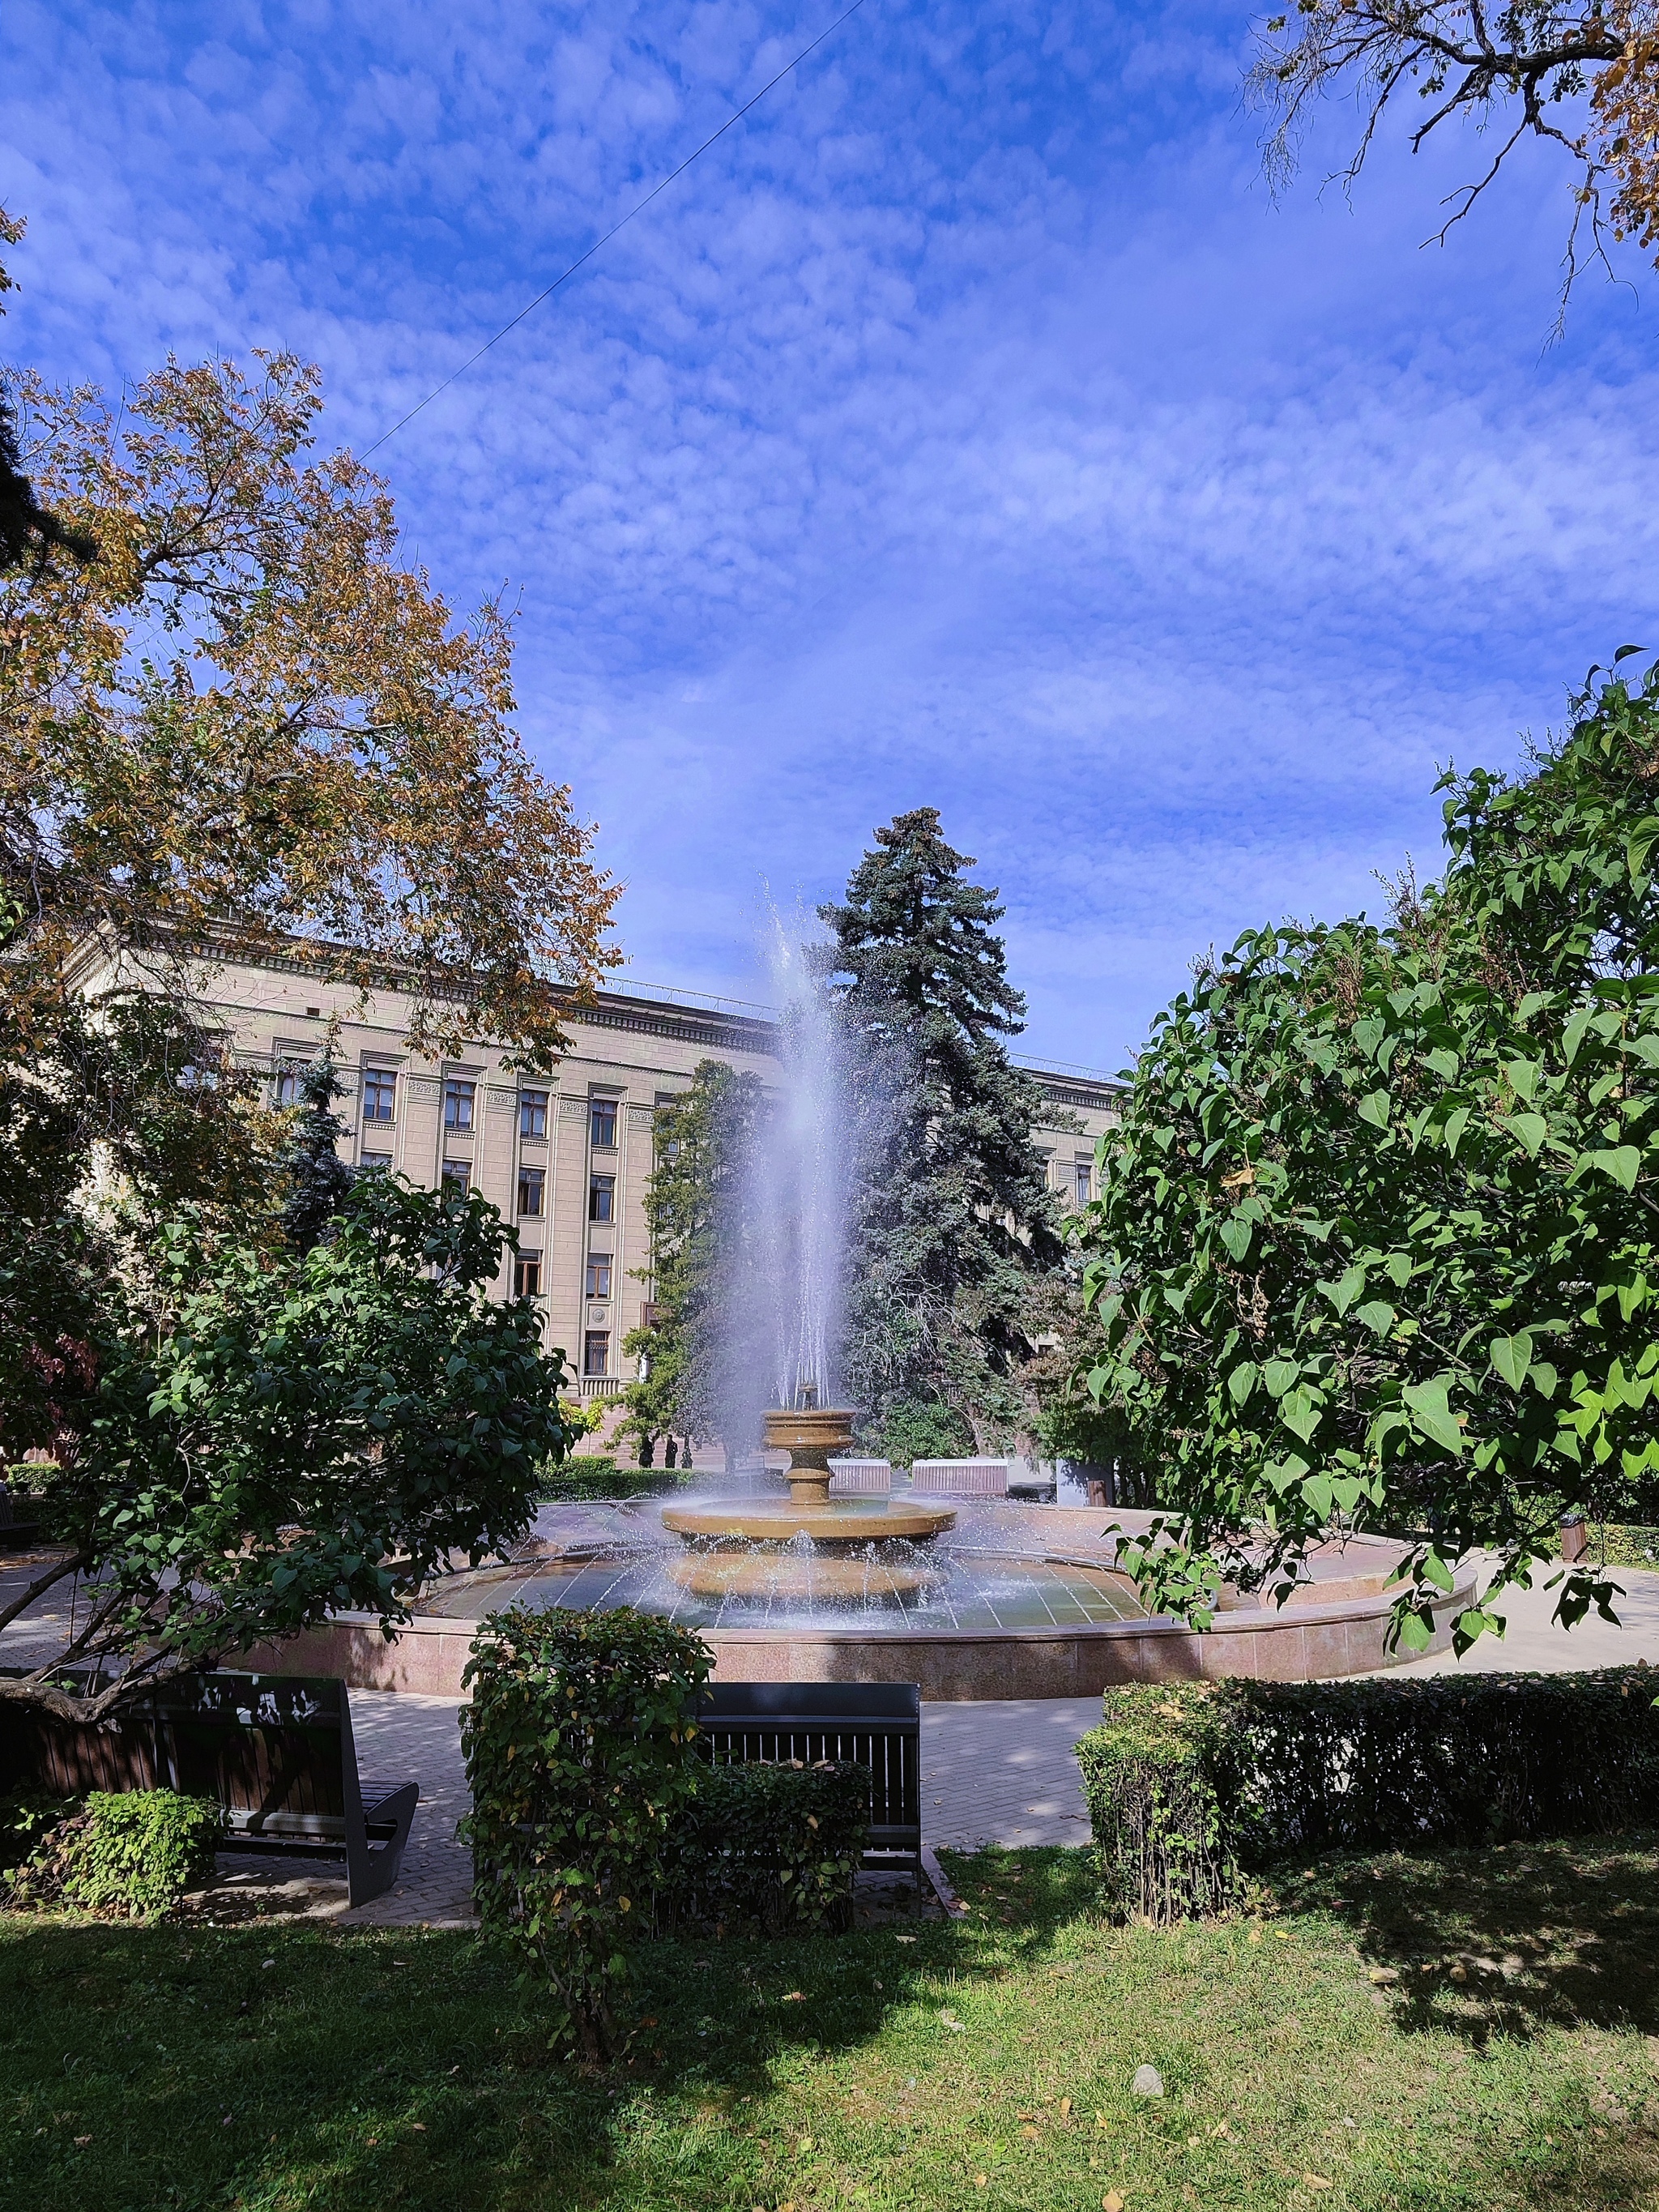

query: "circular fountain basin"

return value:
[661, 1495, 956, 1544]
[245, 1503, 1480, 1699]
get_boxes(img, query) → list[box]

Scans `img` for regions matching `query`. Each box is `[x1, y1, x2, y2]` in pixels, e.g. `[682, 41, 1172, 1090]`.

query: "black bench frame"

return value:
[0, 1668, 418, 1908]
[694, 1681, 923, 1887]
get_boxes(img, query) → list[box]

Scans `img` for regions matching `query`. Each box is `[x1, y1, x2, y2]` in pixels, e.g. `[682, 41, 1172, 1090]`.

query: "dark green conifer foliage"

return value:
[278, 1059, 356, 1251]
[820, 807, 1066, 1450]
[621, 1059, 768, 1461]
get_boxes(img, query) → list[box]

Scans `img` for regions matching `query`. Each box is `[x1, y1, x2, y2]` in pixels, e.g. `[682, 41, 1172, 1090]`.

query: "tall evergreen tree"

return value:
[821, 808, 1067, 1454]
[620, 1060, 768, 1464]
[278, 1059, 356, 1252]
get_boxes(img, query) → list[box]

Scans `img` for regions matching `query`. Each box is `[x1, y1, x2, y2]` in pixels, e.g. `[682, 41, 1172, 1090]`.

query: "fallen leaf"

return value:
[1095, 2113, 1110, 2131]
[895, 1935, 917, 1945]
[1273, 1928, 1292, 1942]
[1103, 2192, 1126, 2212]
[799, 2137, 813, 2155]
[973, 2178, 987, 2191]
[1449, 1963, 1469, 1984]
[780, 1991, 806, 2004]
[1020, 2124, 1039, 2140]
[410, 2123, 426, 2133]
[1367, 1967, 1398, 1986]
[1247, 1925, 1263, 1945]
[1303, 2174, 1333, 2191]
[1060, 2097, 1073, 2119]
[73, 2137, 92, 2148]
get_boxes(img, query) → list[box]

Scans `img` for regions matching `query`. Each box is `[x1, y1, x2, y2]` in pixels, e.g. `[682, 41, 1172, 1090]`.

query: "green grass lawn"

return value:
[2, 1837, 1657, 2212]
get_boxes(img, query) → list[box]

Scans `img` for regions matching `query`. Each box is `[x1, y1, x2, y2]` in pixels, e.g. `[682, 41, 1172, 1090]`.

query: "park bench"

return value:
[0, 1668, 418, 1908]
[694, 1680, 923, 1885]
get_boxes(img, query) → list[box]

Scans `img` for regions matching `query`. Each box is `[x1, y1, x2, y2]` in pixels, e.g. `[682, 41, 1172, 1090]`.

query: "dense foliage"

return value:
[620, 1059, 766, 1463]
[1078, 1672, 1659, 1923]
[0, 1174, 571, 1722]
[1077, 661, 1659, 1646]
[821, 808, 1067, 1454]
[2, 339, 616, 1061]
[6, 1789, 221, 1920]
[0, 942, 277, 1462]
[659, 1758, 870, 1937]
[461, 1604, 712, 2061]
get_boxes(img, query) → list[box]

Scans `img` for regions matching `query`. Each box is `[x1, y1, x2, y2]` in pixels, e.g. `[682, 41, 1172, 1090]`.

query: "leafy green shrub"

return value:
[1079, 1670, 1659, 1923]
[6, 1790, 220, 1919]
[1568, 1523, 1659, 1569]
[659, 1759, 870, 1936]
[0, 1785, 77, 1875]
[459, 1603, 712, 2060]
[539, 1457, 690, 1502]
[1076, 1690, 1231, 1924]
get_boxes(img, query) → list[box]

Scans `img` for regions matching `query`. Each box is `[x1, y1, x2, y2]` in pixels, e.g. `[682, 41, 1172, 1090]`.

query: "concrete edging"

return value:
[245, 1562, 1478, 1701]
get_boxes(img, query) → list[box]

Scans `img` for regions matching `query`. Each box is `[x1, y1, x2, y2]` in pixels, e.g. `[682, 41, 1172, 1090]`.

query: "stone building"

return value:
[71, 939, 1121, 1409]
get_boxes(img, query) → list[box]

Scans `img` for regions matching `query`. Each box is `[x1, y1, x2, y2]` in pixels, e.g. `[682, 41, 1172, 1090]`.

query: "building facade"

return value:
[79, 941, 1121, 1406]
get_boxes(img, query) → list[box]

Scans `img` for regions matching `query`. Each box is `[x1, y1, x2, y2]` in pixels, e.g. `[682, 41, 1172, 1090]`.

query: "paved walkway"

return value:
[11, 1558, 1659, 1927]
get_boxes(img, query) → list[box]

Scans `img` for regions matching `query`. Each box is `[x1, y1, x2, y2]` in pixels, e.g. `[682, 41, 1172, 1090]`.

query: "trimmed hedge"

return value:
[462, 1604, 713, 2060]
[659, 1758, 869, 1937]
[539, 1458, 692, 1502]
[1077, 1669, 1659, 1924]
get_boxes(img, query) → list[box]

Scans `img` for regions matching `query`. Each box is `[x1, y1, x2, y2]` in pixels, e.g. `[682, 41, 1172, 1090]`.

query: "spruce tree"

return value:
[278, 1059, 356, 1251]
[820, 808, 1067, 1454]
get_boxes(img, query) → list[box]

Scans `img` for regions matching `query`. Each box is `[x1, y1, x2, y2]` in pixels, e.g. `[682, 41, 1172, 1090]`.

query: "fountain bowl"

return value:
[667, 1551, 942, 1603]
[660, 1404, 957, 1544]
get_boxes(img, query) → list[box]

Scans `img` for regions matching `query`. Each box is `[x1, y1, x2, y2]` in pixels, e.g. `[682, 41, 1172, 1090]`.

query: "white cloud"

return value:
[2, 0, 1652, 1062]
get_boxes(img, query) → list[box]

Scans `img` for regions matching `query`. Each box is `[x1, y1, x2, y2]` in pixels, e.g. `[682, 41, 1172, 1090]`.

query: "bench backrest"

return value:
[910, 1458, 1009, 1495]
[0, 1670, 361, 1830]
[828, 1459, 892, 1495]
[695, 1682, 921, 1845]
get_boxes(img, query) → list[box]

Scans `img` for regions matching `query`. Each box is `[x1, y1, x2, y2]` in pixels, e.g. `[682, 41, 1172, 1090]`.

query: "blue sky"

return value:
[5, 2, 1657, 1071]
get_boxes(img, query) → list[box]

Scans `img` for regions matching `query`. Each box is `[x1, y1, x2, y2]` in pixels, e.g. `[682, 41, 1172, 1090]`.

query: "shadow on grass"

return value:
[0, 1862, 1081, 2212]
[1275, 1827, 1659, 2045]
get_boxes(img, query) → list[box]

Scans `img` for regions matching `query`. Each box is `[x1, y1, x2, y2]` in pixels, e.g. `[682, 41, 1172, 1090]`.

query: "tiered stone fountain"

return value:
[659, 1403, 955, 1603]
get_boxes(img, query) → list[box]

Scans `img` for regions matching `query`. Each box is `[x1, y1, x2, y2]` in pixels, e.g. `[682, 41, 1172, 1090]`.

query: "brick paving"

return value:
[10, 1552, 1659, 1927]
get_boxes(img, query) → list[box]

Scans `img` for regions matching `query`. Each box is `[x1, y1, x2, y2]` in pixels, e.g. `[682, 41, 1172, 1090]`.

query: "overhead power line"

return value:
[359, 0, 869, 460]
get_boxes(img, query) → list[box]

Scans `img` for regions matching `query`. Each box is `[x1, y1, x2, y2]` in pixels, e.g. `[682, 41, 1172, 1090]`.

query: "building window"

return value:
[589, 1172, 615, 1222]
[586, 1253, 612, 1300]
[443, 1078, 476, 1132]
[1075, 1163, 1092, 1209]
[360, 1151, 393, 1173]
[362, 1069, 396, 1124]
[520, 1088, 548, 1139]
[590, 1099, 617, 1149]
[518, 1164, 545, 1217]
[441, 1159, 471, 1202]
[583, 1330, 610, 1377]
[275, 1066, 305, 1108]
[514, 1253, 542, 1299]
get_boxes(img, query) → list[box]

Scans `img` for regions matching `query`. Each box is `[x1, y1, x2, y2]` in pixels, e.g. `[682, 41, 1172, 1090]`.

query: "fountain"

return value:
[267, 917, 1480, 1697]
[659, 1403, 956, 1600]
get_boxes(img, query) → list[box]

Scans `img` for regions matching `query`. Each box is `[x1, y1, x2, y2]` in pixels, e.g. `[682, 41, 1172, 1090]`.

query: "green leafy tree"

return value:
[1077, 655, 1659, 1650]
[0, 920, 276, 1463]
[1, 1173, 574, 1722]
[620, 1060, 767, 1463]
[821, 808, 1067, 1452]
